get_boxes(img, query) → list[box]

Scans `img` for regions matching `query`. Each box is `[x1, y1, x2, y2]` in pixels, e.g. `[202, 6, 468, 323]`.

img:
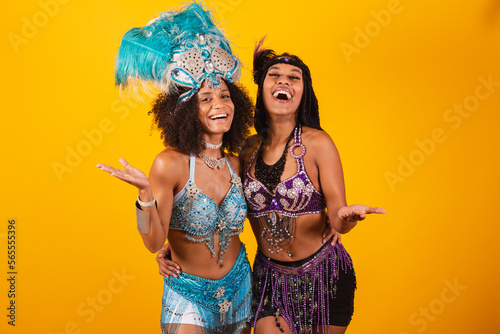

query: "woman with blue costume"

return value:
[97, 2, 254, 333]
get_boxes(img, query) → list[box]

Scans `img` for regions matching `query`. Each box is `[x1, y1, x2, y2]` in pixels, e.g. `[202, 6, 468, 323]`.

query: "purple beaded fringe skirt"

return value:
[252, 242, 355, 334]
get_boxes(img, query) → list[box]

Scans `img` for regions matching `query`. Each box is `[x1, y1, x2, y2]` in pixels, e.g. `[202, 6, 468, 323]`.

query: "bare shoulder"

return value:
[225, 153, 241, 176]
[301, 126, 340, 167]
[302, 126, 336, 150]
[150, 147, 189, 180]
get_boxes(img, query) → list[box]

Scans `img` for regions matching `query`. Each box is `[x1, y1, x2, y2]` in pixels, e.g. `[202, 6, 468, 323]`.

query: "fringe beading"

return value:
[252, 243, 354, 334]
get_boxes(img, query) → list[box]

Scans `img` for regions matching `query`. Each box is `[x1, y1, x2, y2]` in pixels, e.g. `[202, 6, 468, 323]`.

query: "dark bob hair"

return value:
[149, 81, 254, 155]
[253, 38, 322, 137]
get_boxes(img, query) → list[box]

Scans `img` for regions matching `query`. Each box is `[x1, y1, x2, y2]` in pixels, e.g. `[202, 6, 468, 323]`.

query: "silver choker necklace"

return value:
[198, 153, 225, 169]
[202, 140, 223, 149]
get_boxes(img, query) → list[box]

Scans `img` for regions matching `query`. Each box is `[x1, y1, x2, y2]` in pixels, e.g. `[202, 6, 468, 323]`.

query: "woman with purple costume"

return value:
[241, 40, 385, 334]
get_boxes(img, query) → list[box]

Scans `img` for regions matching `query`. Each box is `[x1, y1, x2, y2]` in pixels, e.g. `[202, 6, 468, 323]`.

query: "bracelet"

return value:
[137, 195, 156, 207]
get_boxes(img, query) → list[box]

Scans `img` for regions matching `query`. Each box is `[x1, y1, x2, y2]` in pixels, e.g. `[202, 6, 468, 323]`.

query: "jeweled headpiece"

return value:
[115, 1, 240, 102]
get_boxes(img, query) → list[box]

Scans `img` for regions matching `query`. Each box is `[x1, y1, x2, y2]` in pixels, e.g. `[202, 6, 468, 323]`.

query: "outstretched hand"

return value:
[156, 243, 182, 278]
[97, 158, 150, 190]
[338, 204, 385, 222]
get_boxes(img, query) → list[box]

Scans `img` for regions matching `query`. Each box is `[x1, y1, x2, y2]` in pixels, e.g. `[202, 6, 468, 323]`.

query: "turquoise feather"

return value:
[114, 1, 238, 99]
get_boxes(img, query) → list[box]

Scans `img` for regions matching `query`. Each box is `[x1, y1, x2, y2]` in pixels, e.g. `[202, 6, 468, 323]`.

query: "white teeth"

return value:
[209, 113, 227, 120]
[273, 90, 291, 100]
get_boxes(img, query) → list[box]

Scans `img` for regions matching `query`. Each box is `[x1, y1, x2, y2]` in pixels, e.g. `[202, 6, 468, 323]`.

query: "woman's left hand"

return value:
[322, 216, 342, 245]
[338, 204, 385, 222]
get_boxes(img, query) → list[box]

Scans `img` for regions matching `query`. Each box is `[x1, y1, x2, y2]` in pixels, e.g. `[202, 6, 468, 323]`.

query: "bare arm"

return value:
[140, 151, 180, 252]
[312, 131, 352, 233]
[312, 131, 385, 234]
[97, 150, 182, 252]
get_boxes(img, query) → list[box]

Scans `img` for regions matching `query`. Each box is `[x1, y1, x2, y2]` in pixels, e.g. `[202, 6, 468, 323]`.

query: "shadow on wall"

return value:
[485, 0, 500, 27]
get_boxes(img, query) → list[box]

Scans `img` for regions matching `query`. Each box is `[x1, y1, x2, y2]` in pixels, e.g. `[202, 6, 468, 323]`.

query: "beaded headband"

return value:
[115, 1, 240, 102]
[252, 38, 321, 133]
[252, 38, 311, 87]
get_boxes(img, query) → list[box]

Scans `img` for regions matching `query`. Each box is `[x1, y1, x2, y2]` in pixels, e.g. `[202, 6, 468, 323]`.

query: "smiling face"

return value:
[262, 63, 304, 119]
[196, 80, 234, 137]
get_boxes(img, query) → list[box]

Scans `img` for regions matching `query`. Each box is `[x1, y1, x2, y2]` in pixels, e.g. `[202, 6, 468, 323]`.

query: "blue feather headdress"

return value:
[115, 1, 240, 102]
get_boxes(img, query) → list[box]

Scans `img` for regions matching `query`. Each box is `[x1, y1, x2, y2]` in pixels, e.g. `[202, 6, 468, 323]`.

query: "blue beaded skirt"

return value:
[160, 244, 252, 333]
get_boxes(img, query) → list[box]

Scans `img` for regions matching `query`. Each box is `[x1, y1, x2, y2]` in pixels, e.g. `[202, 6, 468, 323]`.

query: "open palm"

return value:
[338, 204, 385, 222]
[97, 158, 150, 190]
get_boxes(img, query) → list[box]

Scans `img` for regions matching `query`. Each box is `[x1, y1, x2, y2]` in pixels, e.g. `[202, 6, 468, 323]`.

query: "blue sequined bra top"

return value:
[169, 154, 247, 263]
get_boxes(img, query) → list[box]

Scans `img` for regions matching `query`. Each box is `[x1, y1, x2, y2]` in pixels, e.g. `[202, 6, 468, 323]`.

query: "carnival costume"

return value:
[245, 123, 356, 332]
[162, 155, 251, 333]
[114, 2, 251, 333]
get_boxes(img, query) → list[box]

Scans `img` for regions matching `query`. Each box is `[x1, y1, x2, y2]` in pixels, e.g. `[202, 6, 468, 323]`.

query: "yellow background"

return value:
[1, 0, 500, 333]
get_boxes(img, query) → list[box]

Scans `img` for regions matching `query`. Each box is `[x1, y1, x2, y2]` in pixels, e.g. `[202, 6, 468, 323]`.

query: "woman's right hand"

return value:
[156, 243, 182, 278]
[97, 158, 150, 190]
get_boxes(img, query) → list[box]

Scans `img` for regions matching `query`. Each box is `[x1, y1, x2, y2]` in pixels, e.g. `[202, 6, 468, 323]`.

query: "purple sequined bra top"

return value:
[244, 124, 326, 218]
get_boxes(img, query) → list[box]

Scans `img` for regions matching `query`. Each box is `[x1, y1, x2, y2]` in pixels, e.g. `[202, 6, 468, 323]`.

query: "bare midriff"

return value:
[249, 211, 327, 262]
[166, 229, 242, 280]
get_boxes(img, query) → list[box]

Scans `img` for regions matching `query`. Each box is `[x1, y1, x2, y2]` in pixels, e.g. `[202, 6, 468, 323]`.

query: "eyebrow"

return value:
[269, 66, 302, 74]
